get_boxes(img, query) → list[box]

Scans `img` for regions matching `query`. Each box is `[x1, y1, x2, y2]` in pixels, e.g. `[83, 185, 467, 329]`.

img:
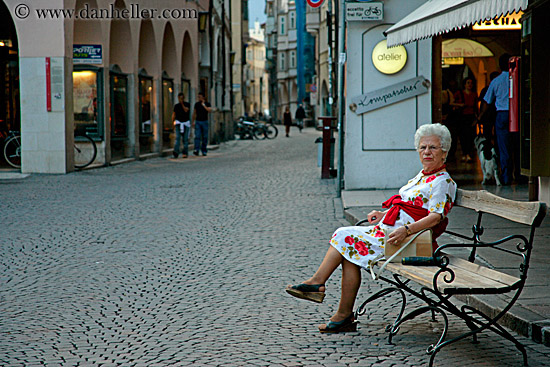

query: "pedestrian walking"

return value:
[283, 106, 292, 137]
[192, 92, 212, 156]
[172, 93, 191, 158]
[286, 123, 456, 333]
[295, 103, 306, 132]
[477, 54, 512, 185]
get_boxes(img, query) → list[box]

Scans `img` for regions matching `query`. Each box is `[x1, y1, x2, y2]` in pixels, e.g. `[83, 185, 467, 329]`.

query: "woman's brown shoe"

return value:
[285, 283, 325, 303]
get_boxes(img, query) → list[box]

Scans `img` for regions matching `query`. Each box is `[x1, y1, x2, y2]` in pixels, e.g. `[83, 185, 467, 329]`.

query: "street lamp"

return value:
[198, 12, 209, 32]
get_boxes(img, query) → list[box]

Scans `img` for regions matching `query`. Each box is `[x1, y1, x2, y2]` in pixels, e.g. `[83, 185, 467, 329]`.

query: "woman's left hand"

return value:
[387, 226, 408, 246]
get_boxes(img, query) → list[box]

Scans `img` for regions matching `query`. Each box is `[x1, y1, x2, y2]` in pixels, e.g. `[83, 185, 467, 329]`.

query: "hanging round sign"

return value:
[372, 40, 408, 75]
[306, 0, 324, 8]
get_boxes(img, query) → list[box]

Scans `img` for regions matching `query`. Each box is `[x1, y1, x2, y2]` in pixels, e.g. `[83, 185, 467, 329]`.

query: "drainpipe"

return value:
[336, 0, 345, 197]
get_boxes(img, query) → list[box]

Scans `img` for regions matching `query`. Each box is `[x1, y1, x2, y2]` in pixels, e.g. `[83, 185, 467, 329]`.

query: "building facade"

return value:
[230, 0, 248, 119]
[1, 0, 234, 174]
[244, 22, 269, 117]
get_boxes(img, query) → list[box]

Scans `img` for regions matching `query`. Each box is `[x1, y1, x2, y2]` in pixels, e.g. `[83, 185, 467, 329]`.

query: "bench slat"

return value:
[385, 255, 520, 293]
[455, 189, 546, 226]
[447, 257, 519, 285]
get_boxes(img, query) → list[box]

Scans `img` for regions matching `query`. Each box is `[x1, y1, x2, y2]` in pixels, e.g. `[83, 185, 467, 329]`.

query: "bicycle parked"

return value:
[74, 129, 97, 169]
[2, 130, 21, 168]
[235, 117, 278, 140]
[0, 129, 97, 170]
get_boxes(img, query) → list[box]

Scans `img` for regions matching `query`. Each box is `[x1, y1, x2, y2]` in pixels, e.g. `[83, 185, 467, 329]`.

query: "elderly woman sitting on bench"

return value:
[286, 123, 457, 333]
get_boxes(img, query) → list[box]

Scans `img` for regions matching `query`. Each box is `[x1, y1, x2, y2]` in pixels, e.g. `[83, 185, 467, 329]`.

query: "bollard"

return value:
[318, 116, 337, 179]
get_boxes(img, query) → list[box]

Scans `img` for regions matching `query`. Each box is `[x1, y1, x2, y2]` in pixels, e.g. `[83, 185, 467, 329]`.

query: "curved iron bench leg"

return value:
[355, 287, 407, 342]
[388, 305, 448, 348]
[461, 306, 528, 366]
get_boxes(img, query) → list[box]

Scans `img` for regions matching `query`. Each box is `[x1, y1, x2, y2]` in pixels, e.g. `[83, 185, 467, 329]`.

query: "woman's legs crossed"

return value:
[302, 246, 343, 292]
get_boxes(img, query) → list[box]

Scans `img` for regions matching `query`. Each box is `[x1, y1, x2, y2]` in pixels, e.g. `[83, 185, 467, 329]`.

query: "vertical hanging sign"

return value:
[306, 0, 324, 8]
[46, 57, 52, 112]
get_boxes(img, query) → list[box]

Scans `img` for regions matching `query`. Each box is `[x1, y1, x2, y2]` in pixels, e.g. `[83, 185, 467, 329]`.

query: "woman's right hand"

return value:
[367, 210, 384, 224]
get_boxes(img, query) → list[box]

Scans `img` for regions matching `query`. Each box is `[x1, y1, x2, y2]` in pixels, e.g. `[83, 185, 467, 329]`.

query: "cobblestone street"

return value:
[1, 128, 550, 366]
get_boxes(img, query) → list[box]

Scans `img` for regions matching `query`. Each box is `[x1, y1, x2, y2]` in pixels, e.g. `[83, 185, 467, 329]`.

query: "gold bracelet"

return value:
[404, 225, 412, 236]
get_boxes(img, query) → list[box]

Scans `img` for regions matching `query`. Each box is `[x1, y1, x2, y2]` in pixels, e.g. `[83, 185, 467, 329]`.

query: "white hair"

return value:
[414, 123, 452, 152]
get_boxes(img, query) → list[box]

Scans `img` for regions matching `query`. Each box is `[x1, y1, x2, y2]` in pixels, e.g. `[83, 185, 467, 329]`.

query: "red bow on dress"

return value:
[381, 194, 449, 251]
[382, 195, 429, 226]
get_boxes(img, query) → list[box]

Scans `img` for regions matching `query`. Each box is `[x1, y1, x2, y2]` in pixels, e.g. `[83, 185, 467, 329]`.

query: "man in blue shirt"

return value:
[478, 54, 511, 185]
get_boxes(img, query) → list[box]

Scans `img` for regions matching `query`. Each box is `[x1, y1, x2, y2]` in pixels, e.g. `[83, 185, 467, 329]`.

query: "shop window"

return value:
[162, 73, 174, 148]
[181, 78, 191, 105]
[73, 67, 103, 139]
[110, 66, 128, 139]
[138, 69, 153, 135]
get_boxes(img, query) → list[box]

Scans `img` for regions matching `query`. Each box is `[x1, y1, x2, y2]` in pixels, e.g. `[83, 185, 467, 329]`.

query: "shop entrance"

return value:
[440, 24, 522, 187]
[161, 74, 174, 151]
[139, 69, 154, 155]
[0, 2, 20, 169]
[110, 65, 130, 161]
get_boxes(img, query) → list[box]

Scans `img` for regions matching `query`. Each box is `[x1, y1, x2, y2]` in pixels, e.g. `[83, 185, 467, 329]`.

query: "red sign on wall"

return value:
[46, 57, 51, 112]
[306, 0, 324, 8]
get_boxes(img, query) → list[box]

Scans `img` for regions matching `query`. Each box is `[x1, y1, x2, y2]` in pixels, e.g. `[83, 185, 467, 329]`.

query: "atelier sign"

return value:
[346, 2, 383, 21]
[372, 40, 407, 75]
[350, 76, 429, 115]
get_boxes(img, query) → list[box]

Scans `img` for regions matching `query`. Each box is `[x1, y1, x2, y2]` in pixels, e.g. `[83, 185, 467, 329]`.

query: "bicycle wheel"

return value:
[3, 135, 21, 168]
[265, 124, 278, 139]
[74, 134, 97, 169]
[253, 125, 267, 140]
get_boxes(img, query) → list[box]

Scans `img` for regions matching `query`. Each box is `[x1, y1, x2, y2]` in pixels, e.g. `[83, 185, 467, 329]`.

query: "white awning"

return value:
[385, 0, 528, 47]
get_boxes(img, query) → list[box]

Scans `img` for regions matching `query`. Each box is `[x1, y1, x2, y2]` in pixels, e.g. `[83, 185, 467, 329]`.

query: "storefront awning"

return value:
[385, 0, 528, 47]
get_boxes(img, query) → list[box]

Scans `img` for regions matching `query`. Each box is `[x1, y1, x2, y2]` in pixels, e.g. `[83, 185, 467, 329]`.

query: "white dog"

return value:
[474, 135, 501, 186]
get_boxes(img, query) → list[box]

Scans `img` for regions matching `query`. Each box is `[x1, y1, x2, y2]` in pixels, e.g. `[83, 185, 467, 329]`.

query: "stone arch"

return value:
[109, 0, 132, 73]
[161, 23, 178, 79]
[74, 0, 102, 44]
[181, 32, 195, 80]
[138, 20, 158, 75]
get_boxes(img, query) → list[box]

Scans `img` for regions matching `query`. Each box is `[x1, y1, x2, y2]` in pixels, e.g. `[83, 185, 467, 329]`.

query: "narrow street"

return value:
[1, 128, 549, 366]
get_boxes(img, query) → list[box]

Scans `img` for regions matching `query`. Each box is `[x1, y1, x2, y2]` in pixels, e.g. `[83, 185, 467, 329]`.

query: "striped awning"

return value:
[385, 0, 528, 47]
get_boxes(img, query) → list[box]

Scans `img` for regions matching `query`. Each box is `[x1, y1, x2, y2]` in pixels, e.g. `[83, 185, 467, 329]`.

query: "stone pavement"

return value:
[1, 127, 550, 366]
[342, 183, 550, 349]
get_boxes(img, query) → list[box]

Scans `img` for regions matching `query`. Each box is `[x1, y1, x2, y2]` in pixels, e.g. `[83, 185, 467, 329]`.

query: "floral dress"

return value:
[330, 171, 457, 270]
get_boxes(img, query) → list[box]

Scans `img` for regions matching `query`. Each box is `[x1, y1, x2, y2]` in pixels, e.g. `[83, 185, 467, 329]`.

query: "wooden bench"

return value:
[354, 189, 547, 366]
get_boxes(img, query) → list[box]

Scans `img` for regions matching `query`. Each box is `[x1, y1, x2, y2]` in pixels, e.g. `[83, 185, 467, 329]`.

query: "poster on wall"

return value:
[73, 45, 103, 64]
